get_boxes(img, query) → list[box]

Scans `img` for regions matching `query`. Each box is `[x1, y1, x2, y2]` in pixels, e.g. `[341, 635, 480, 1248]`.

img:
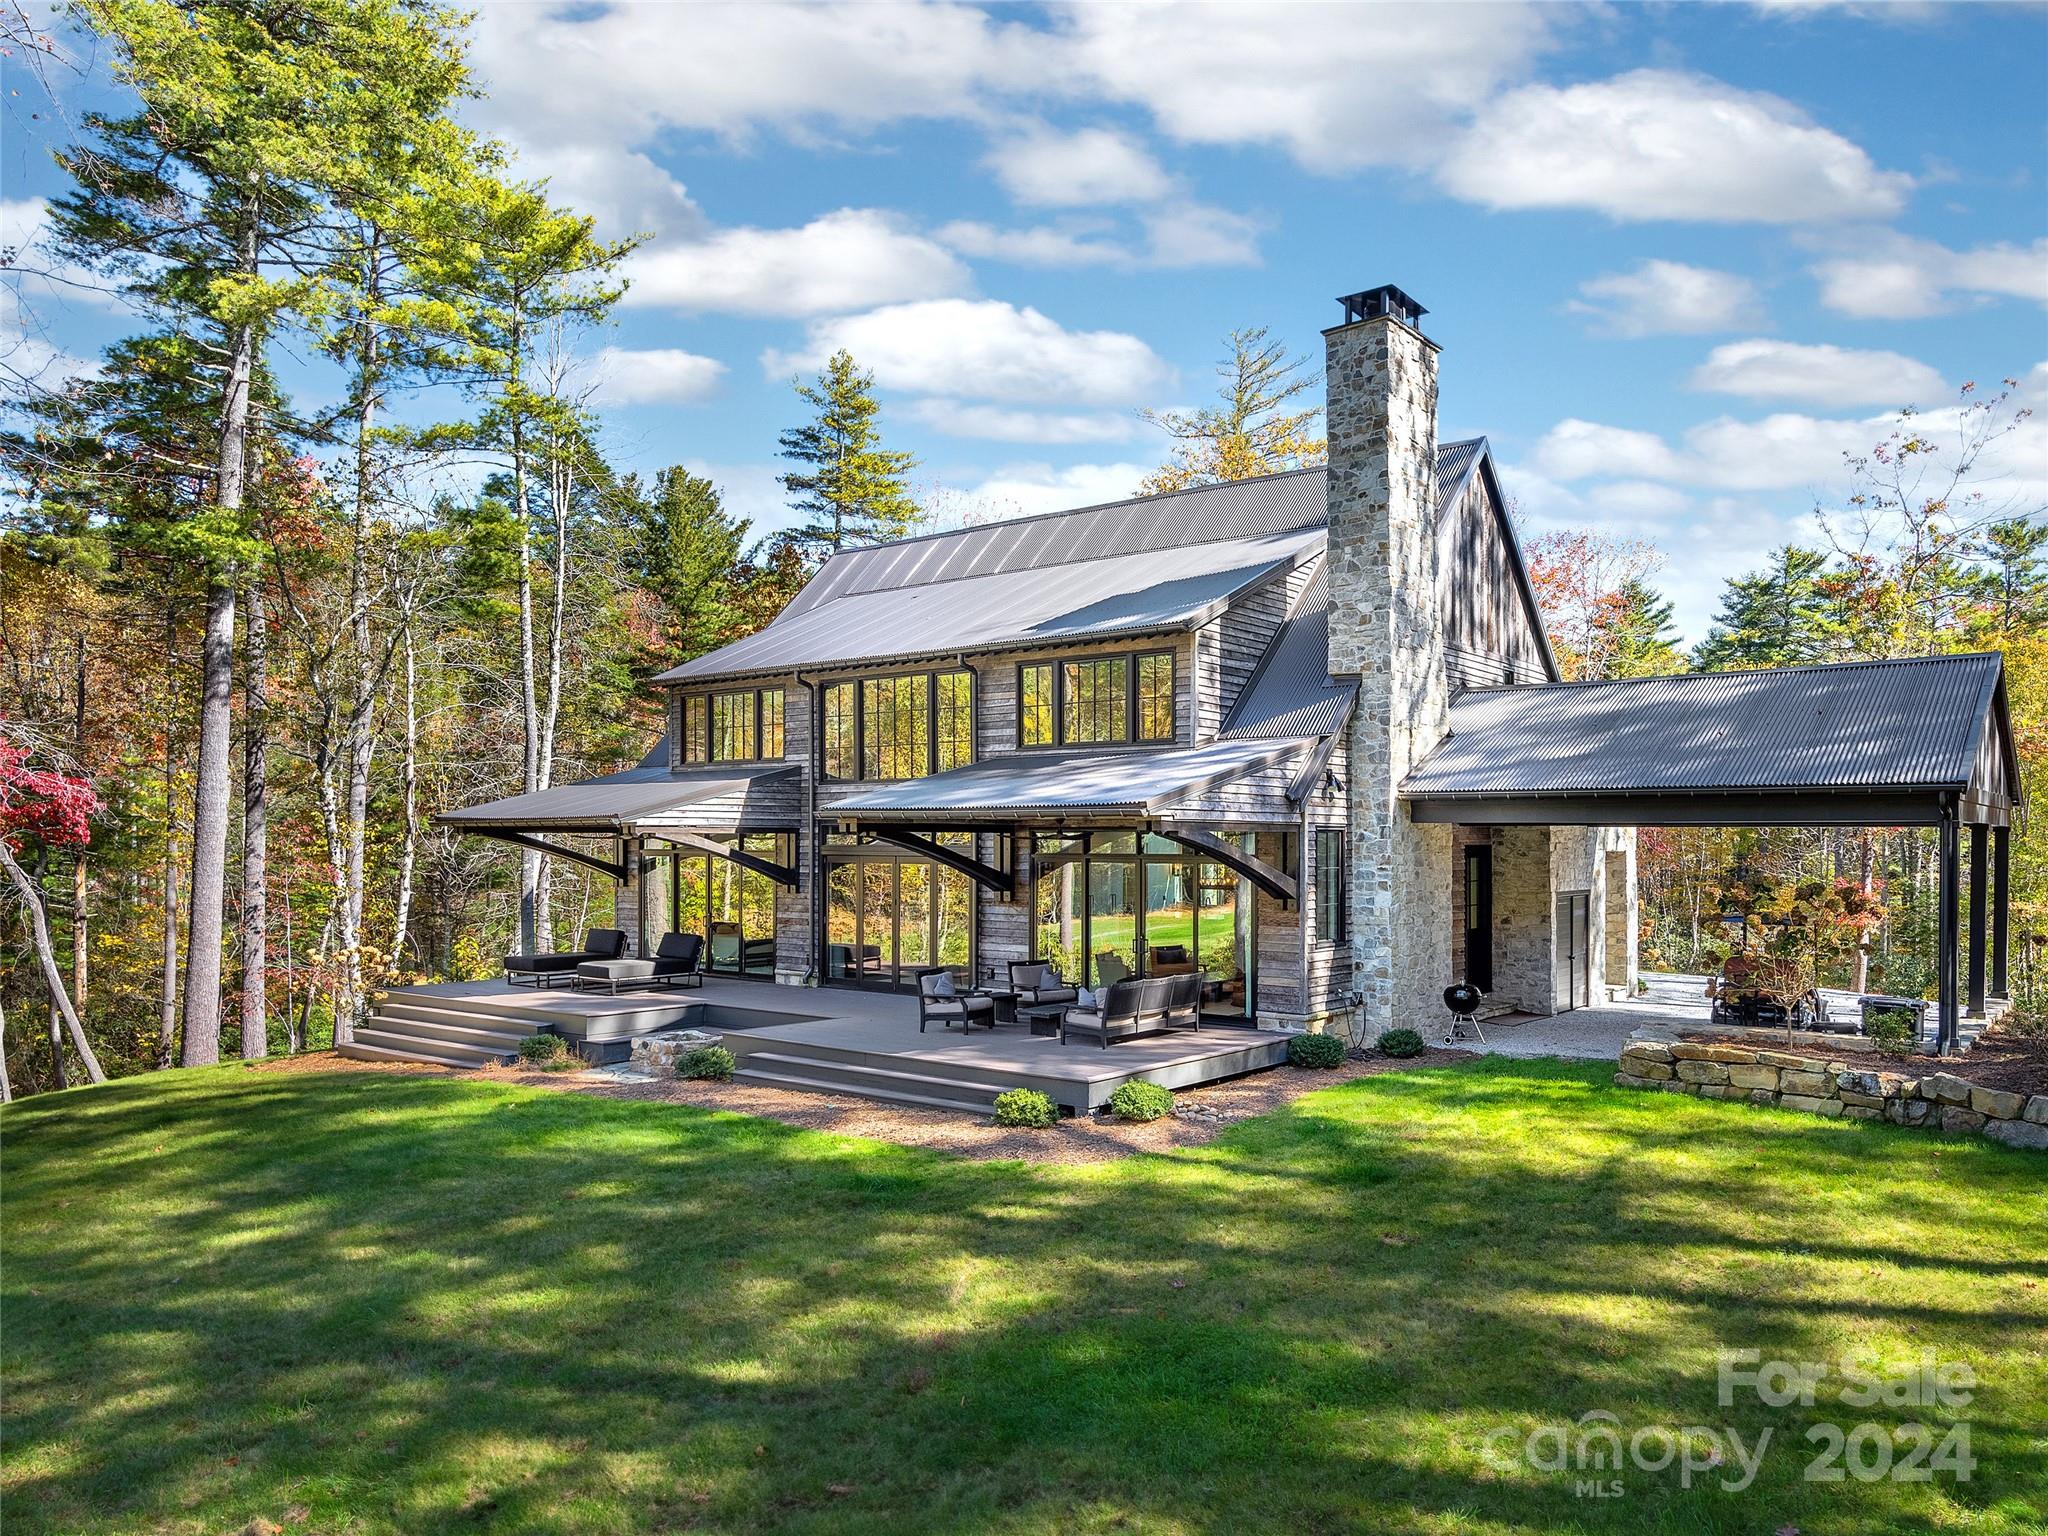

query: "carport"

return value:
[1402, 654, 2022, 1053]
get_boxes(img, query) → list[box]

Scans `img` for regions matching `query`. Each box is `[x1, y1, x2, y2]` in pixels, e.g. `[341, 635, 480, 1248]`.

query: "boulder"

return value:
[1969, 1086, 2026, 1120]
[2025, 1095, 2048, 1127]
[1622, 1042, 1674, 1064]
[1939, 1106, 1988, 1133]
[1838, 1090, 1886, 1110]
[1728, 1064, 1780, 1091]
[1698, 1084, 1750, 1101]
[1757, 1049, 1818, 1070]
[1886, 1099, 1932, 1127]
[1924, 1073, 1976, 1105]
[1675, 1060, 1731, 1085]
[1843, 1105, 1883, 1121]
[1981, 1118, 2048, 1151]
[1780, 1094, 1844, 1117]
[1614, 1072, 1663, 1091]
[1671, 1042, 1757, 1064]
[1780, 1069, 1832, 1097]
[1836, 1070, 1882, 1097]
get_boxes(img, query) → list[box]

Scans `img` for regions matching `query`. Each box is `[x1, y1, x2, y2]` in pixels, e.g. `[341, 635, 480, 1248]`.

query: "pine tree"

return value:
[1976, 517, 2048, 636]
[1139, 326, 1324, 495]
[1605, 579, 1686, 678]
[1693, 546, 1841, 671]
[777, 350, 919, 559]
[625, 467, 750, 667]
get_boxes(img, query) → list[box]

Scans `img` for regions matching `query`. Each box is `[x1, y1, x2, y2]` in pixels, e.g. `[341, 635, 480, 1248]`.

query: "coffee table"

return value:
[1017, 1003, 1067, 1038]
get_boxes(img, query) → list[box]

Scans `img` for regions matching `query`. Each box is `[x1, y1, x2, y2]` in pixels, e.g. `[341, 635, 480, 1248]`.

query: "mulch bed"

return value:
[255, 1045, 1477, 1164]
[1676, 1026, 2048, 1099]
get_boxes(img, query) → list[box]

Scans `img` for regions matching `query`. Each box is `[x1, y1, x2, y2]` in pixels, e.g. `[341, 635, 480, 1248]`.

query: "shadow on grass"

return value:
[2, 1055, 2043, 1535]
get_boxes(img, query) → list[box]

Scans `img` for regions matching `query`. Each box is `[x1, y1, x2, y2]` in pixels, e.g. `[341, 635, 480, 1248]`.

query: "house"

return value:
[435, 285, 2019, 1053]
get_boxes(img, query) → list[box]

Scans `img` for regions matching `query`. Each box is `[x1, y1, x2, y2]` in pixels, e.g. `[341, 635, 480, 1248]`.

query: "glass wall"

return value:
[822, 832, 976, 988]
[654, 836, 782, 977]
[1030, 830, 1251, 1016]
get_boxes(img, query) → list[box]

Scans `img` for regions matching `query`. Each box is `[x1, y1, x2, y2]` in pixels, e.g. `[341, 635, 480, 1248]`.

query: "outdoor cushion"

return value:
[579, 958, 656, 982]
[929, 972, 957, 998]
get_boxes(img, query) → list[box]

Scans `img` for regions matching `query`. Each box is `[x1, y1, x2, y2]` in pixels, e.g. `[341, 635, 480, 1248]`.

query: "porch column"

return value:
[1967, 823, 1988, 1017]
[1937, 811, 1960, 1054]
[1991, 824, 2010, 998]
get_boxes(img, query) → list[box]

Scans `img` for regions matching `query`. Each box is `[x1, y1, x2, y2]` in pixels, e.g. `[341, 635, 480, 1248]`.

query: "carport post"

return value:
[1991, 824, 2010, 999]
[1937, 809, 1960, 1055]
[1968, 823, 1988, 1018]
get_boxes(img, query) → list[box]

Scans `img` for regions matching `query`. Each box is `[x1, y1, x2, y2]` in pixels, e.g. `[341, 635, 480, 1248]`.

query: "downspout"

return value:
[795, 669, 823, 984]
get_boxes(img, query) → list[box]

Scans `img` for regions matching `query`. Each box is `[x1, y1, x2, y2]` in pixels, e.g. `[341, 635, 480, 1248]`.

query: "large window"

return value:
[683, 687, 785, 764]
[1017, 651, 1175, 748]
[1314, 829, 1348, 944]
[822, 669, 975, 781]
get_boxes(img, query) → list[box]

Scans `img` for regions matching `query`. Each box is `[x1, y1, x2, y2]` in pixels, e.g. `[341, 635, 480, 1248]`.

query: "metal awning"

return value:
[433, 762, 798, 833]
[1402, 653, 2020, 827]
[828, 737, 1317, 821]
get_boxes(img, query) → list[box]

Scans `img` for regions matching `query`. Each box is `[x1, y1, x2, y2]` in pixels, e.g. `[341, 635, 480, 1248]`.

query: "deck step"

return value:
[374, 999, 544, 1035]
[337, 1040, 479, 1068]
[731, 1066, 994, 1117]
[351, 1026, 509, 1068]
[365, 1014, 535, 1052]
[736, 1049, 1013, 1104]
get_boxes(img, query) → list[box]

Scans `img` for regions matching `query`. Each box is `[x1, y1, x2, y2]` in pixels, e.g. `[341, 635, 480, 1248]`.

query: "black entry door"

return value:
[1555, 891, 1590, 1011]
[1463, 845, 1493, 992]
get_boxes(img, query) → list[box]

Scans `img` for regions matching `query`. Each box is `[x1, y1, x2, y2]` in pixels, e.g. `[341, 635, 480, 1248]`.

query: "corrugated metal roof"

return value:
[660, 525, 1322, 681]
[669, 440, 1490, 685]
[1402, 654, 2007, 798]
[828, 737, 1314, 818]
[1221, 561, 1357, 739]
[434, 761, 797, 830]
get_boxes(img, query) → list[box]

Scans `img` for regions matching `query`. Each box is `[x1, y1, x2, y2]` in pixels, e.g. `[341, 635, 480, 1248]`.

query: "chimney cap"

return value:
[1337, 285, 1428, 328]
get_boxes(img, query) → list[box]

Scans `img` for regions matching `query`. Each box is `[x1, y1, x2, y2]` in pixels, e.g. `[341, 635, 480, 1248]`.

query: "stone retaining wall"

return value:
[1616, 1041, 2048, 1151]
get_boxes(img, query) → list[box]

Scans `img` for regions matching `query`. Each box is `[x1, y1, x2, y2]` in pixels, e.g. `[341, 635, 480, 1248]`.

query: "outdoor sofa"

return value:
[574, 931, 704, 995]
[503, 927, 627, 988]
[1061, 973, 1203, 1047]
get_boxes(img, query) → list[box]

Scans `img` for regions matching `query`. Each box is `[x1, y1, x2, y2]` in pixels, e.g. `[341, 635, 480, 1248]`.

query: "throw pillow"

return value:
[1075, 986, 1096, 1009]
[930, 972, 956, 998]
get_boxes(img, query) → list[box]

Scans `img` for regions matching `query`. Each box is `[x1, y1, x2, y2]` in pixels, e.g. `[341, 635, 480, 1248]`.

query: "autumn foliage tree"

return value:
[0, 729, 105, 1094]
[1523, 529, 1681, 680]
[1139, 326, 1325, 495]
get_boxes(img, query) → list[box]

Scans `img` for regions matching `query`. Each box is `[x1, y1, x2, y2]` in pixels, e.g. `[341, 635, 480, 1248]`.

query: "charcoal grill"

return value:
[1443, 982, 1487, 1045]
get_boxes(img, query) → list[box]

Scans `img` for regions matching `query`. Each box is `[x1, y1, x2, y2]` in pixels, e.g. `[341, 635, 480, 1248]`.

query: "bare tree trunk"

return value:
[1, 841, 106, 1082]
[391, 618, 419, 964]
[49, 1003, 68, 1090]
[508, 300, 544, 954]
[241, 577, 269, 1059]
[72, 632, 87, 1007]
[157, 827, 180, 1071]
[341, 256, 381, 1041]
[0, 994, 12, 1103]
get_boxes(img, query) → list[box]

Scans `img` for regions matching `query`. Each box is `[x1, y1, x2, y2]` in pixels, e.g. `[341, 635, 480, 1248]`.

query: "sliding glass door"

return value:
[824, 835, 975, 989]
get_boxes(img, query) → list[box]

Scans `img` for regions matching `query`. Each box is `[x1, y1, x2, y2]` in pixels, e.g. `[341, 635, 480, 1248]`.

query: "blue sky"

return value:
[5, 1, 2046, 642]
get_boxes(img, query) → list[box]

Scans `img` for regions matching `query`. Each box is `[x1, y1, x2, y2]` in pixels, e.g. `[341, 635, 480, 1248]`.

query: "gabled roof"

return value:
[667, 441, 1521, 685]
[1402, 653, 2019, 813]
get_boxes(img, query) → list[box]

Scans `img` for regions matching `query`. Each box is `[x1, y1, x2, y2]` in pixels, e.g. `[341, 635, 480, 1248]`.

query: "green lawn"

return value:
[3, 1059, 2043, 1535]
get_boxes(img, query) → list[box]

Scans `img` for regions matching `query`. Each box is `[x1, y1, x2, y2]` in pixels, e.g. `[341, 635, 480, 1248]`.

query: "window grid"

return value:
[1136, 652, 1174, 742]
[710, 690, 757, 762]
[936, 671, 973, 771]
[1018, 664, 1055, 747]
[683, 695, 709, 764]
[1062, 658, 1127, 744]
[760, 688, 785, 759]
[1314, 829, 1348, 944]
[822, 683, 856, 780]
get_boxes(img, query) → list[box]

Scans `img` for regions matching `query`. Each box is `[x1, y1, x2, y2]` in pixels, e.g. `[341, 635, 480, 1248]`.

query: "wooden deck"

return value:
[371, 977, 1294, 1113]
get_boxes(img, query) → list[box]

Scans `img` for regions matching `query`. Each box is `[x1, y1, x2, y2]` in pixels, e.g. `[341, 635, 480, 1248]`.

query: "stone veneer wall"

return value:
[1325, 311, 1452, 1039]
[1617, 1040, 2048, 1151]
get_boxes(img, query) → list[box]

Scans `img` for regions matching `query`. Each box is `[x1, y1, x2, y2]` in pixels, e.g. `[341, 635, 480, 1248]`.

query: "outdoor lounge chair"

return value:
[575, 931, 703, 995]
[1148, 943, 1196, 976]
[1007, 961, 1078, 1009]
[916, 968, 996, 1032]
[503, 928, 627, 988]
[1061, 976, 1173, 1048]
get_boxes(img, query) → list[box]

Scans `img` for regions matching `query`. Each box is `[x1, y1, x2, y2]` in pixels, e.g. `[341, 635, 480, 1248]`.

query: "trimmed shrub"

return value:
[992, 1088, 1058, 1128]
[1107, 1080, 1174, 1122]
[1288, 1031, 1346, 1069]
[517, 1034, 569, 1064]
[679, 1045, 735, 1081]
[1378, 1028, 1425, 1058]
[1866, 1011, 1918, 1057]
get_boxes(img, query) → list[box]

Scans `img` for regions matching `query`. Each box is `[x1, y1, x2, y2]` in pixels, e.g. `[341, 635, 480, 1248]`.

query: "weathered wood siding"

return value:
[1194, 558, 1317, 739]
[1435, 470, 1551, 691]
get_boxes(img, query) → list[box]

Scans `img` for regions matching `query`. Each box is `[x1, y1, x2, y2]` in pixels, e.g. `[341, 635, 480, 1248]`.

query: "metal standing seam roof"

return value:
[658, 525, 1324, 681]
[826, 737, 1317, 818]
[1221, 560, 1358, 739]
[1401, 653, 2010, 799]
[431, 761, 798, 830]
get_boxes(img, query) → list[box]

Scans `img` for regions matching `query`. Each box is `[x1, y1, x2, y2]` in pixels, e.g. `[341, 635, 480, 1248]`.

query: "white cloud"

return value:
[906, 398, 1138, 444]
[1808, 234, 2048, 318]
[1532, 419, 1686, 482]
[764, 299, 1173, 406]
[588, 346, 726, 405]
[1586, 480, 1691, 519]
[956, 460, 1151, 520]
[2, 197, 129, 311]
[1439, 70, 1912, 223]
[985, 124, 1172, 206]
[937, 201, 1259, 270]
[1567, 260, 1763, 337]
[679, 459, 795, 537]
[1689, 339, 1945, 408]
[622, 209, 971, 317]
[507, 144, 703, 242]
[1057, 2, 1559, 171]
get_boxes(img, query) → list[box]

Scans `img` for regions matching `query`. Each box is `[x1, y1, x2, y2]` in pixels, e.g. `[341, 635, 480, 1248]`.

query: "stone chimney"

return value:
[1324, 285, 1452, 1037]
